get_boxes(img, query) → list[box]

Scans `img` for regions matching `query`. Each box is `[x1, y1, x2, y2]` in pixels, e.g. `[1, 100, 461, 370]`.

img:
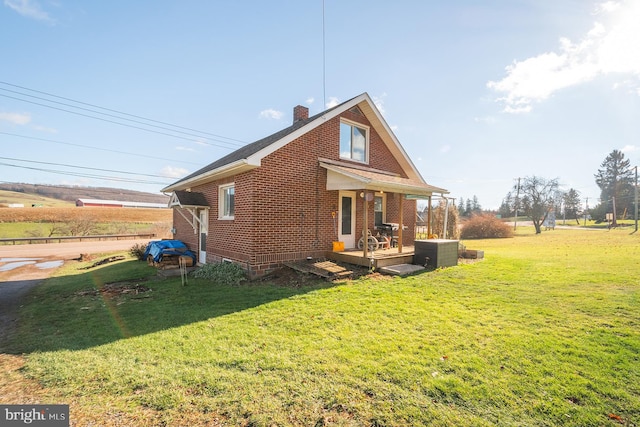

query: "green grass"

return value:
[6, 228, 640, 426]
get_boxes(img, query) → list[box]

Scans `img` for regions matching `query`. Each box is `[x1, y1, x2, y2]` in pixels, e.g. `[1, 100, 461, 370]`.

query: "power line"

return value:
[0, 88, 243, 149]
[0, 131, 202, 166]
[0, 156, 172, 179]
[0, 162, 170, 185]
[0, 81, 246, 143]
[0, 92, 244, 150]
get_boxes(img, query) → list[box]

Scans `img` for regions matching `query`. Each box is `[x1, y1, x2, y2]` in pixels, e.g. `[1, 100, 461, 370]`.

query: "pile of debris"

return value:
[75, 281, 151, 297]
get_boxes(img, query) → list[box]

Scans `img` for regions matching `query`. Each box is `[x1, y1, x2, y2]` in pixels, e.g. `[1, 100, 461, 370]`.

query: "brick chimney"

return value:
[293, 105, 309, 123]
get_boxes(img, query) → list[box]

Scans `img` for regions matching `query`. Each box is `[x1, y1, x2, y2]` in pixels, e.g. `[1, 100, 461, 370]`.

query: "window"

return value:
[340, 120, 368, 162]
[374, 193, 386, 226]
[219, 183, 235, 219]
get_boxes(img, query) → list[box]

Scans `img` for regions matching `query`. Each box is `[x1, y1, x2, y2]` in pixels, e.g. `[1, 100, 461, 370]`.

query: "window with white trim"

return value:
[374, 193, 386, 226]
[340, 120, 368, 163]
[219, 183, 235, 220]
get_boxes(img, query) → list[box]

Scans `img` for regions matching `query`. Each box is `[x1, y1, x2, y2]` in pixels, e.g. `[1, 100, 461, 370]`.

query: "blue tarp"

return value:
[144, 240, 196, 263]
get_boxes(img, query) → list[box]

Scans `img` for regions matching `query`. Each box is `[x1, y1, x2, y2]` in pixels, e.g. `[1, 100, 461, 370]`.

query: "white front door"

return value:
[198, 210, 208, 264]
[338, 191, 356, 248]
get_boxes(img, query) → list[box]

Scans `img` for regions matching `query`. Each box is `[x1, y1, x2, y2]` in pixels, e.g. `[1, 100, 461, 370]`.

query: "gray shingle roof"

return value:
[172, 190, 209, 207]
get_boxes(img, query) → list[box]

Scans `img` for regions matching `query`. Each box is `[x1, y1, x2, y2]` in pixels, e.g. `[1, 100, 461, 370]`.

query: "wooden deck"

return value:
[326, 245, 416, 269]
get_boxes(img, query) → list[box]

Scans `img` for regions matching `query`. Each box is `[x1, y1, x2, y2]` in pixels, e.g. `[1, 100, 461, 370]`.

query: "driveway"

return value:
[0, 239, 154, 351]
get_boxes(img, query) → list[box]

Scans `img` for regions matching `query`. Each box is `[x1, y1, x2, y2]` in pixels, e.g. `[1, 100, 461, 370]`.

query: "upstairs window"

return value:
[340, 120, 368, 163]
[219, 183, 235, 220]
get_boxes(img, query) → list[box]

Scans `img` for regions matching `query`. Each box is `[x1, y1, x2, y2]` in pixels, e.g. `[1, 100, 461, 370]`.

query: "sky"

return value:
[1, 0, 639, 210]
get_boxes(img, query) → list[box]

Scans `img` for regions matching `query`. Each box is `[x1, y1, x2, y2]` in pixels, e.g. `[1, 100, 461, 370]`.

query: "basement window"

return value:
[219, 183, 235, 220]
[340, 120, 369, 163]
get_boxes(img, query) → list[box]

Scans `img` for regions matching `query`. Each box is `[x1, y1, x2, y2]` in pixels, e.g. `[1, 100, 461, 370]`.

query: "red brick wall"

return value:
[172, 109, 418, 278]
[172, 208, 198, 251]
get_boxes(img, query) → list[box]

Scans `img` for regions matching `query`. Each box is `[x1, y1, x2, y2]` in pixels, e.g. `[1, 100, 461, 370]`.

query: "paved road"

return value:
[0, 239, 155, 351]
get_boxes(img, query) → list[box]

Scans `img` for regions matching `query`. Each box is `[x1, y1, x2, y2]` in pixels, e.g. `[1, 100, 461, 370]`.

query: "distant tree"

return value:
[563, 188, 582, 224]
[516, 176, 559, 234]
[465, 199, 472, 216]
[594, 150, 634, 225]
[499, 191, 514, 218]
[457, 198, 465, 216]
[471, 195, 481, 213]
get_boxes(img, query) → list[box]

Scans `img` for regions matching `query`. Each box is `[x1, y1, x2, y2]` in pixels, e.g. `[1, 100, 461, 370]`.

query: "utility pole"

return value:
[612, 196, 617, 227]
[584, 197, 589, 226]
[635, 166, 638, 233]
[514, 177, 521, 231]
[443, 197, 450, 239]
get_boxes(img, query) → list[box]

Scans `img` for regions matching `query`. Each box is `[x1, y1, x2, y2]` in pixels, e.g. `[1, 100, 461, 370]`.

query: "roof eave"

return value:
[161, 160, 257, 192]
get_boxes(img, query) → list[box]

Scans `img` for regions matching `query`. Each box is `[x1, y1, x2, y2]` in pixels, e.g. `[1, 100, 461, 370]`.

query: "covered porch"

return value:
[320, 159, 448, 268]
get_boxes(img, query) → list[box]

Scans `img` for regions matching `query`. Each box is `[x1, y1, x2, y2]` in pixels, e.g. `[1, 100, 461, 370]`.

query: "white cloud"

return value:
[176, 146, 195, 152]
[305, 97, 314, 105]
[326, 97, 340, 108]
[474, 116, 498, 124]
[0, 111, 31, 125]
[4, 0, 54, 23]
[193, 138, 209, 146]
[33, 125, 58, 133]
[620, 144, 639, 153]
[160, 166, 189, 178]
[440, 144, 451, 153]
[488, 0, 640, 113]
[259, 108, 284, 120]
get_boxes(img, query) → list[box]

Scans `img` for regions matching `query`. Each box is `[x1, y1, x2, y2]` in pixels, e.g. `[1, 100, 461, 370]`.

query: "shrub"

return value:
[192, 262, 246, 286]
[460, 214, 513, 239]
[129, 243, 148, 260]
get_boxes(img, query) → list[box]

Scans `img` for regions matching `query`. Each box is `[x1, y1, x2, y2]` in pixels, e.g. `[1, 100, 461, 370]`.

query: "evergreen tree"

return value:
[563, 188, 582, 224]
[472, 195, 481, 212]
[499, 191, 514, 218]
[594, 150, 634, 224]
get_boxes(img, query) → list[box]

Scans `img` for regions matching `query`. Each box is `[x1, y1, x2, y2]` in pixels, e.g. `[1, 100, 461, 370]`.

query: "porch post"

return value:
[427, 196, 432, 238]
[362, 192, 368, 259]
[398, 194, 404, 252]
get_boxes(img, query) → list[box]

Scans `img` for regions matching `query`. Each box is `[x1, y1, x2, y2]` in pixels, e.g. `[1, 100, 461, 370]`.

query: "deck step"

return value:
[379, 263, 425, 276]
[284, 260, 353, 280]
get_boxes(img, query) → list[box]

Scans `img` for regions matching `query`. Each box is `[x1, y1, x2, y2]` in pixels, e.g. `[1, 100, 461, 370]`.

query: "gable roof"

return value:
[162, 93, 441, 194]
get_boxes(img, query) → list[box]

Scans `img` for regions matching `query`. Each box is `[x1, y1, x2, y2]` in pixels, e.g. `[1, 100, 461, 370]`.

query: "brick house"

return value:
[162, 93, 448, 278]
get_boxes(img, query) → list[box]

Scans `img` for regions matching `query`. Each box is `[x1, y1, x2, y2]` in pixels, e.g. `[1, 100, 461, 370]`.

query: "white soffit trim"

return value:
[322, 162, 448, 197]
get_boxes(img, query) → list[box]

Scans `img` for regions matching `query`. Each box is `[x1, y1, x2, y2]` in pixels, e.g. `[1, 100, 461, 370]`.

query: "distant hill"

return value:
[0, 183, 169, 205]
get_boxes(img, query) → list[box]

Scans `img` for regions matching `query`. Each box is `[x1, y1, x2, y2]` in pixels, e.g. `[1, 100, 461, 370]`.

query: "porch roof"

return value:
[320, 161, 448, 198]
[168, 190, 209, 208]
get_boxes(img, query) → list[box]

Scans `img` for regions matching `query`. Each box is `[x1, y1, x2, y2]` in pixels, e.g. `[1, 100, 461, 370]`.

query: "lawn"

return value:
[2, 227, 639, 426]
